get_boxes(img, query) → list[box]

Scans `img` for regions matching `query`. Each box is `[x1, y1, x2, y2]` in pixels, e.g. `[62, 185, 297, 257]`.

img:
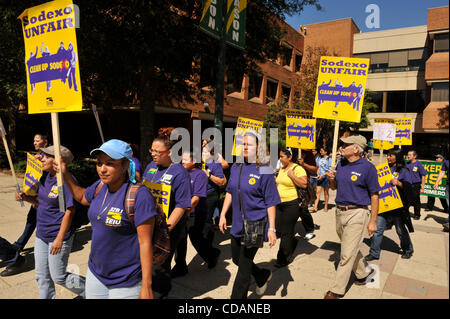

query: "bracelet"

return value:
[268, 228, 276, 233]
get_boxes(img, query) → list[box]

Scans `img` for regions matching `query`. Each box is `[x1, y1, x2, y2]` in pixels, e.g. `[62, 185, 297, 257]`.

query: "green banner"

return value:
[225, 0, 246, 50]
[419, 160, 447, 199]
[199, 0, 223, 39]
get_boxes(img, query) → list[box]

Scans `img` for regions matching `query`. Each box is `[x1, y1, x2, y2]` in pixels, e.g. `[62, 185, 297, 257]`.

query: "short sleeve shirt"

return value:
[189, 169, 208, 214]
[206, 161, 224, 194]
[335, 157, 381, 206]
[226, 163, 281, 238]
[142, 162, 192, 218]
[317, 156, 332, 176]
[36, 173, 75, 243]
[84, 181, 157, 288]
[406, 161, 427, 184]
[276, 164, 306, 202]
[441, 160, 448, 186]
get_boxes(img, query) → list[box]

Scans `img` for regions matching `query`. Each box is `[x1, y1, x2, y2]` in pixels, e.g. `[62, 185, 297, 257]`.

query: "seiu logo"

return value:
[105, 209, 123, 227]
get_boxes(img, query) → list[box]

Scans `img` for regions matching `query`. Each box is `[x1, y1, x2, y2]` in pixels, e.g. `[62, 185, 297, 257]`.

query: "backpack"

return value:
[95, 182, 171, 266]
[292, 164, 315, 208]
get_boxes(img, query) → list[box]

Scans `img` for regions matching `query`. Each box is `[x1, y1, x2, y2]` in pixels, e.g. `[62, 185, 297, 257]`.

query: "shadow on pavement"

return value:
[71, 226, 92, 253]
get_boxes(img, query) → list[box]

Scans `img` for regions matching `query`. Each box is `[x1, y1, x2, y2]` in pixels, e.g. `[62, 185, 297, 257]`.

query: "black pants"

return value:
[299, 205, 315, 233]
[410, 183, 422, 217]
[230, 236, 270, 299]
[152, 219, 187, 297]
[276, 200, 300, 264]
[175, 212, 219, 267]
[426, 196, 448, 213]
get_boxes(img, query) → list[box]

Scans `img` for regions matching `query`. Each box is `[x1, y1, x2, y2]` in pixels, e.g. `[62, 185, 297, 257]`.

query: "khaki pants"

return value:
[331, 207, 371, 295]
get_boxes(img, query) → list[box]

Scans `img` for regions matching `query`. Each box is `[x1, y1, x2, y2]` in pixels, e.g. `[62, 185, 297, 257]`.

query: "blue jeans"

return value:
[369, 213, 413, 259]
[85, 268, 142, 299]
[34, 235, 86, 299]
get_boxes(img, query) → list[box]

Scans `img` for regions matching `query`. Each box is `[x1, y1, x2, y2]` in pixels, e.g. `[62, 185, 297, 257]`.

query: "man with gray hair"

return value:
[324, 134, 380, 299]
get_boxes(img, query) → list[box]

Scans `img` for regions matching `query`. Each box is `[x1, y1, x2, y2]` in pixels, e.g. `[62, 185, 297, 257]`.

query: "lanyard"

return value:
[150, 163, 173, 184]
[96, 188, 115, 221]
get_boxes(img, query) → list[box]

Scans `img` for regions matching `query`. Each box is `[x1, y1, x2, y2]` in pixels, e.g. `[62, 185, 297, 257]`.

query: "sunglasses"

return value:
[149, 149, 169, 156]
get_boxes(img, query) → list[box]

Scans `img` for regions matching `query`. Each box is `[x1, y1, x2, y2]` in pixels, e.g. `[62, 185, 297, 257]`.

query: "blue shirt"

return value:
[84, 181, 157, 288]
[225, 163, 281, 238]
[206, 161, 225, 194]
[317, 156, 332, 176]
[407, 161, 427, 184]
[142, 162, 192, 217]
[335, 157, 381, 206]
[36, 173, 75, 243]
[189, 168, 208, 214]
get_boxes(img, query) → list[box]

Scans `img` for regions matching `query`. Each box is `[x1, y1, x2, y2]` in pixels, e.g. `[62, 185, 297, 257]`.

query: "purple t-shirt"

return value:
[131, 157, 142, 174]
[189, 168, 208, 214]
[226, 163, 281, 238]
[84, 180, 157, 288]
[206, 161, 224, 194]
[142, 162, 192, 216]
[406, 161, 427, 184]
[36, 173, 75, 243]
[335, 157, 381, 206]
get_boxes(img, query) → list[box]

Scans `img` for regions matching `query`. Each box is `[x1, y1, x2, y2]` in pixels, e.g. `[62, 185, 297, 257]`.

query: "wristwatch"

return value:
[268, 228, 276, 233]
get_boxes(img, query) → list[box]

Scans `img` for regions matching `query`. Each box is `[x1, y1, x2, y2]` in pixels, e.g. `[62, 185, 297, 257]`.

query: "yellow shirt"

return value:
[276, 164, 307, 202]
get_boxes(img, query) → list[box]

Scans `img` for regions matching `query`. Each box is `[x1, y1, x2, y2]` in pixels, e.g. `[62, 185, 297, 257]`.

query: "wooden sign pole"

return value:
[0, 117, 24, 207]
[331, 120, 340, 168]
[51, 113, 66, 212]
[92, 104, 105, 144]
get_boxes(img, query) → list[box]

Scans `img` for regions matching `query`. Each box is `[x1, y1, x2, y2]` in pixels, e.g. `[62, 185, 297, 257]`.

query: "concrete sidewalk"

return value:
[0, 172, 448, 299]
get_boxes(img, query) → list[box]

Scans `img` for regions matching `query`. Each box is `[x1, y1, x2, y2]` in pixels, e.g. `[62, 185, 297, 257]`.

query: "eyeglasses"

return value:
[149, 149, 169, 156]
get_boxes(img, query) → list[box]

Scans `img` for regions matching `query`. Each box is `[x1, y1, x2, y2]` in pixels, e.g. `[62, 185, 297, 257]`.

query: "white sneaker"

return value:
[255, 272, 272, 296]
[305, 233, 315, 240]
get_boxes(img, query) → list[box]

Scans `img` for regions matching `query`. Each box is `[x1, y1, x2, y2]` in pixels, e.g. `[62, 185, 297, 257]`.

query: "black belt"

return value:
[336, 205, 368, 211]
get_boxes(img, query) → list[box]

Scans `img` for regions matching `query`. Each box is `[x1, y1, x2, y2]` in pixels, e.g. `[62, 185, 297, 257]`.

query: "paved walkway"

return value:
[0, 172, 448, 299]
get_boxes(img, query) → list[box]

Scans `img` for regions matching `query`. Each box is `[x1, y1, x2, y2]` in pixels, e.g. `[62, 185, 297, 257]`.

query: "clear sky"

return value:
[285, 0, 449, 33]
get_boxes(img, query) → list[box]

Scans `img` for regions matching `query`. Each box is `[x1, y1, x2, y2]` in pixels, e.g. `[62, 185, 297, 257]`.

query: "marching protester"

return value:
[325, 135, 380, 299]
[297, 149, 317, 240]
[309, 149, 319, 207]
[366, 149, 414, 261]
[434, 155, 449, 232]
[129, 143, 143, 182]
[15, 145, 85, 299]
[142, 128, 191, 298]
[275, 148, 307, 267]
[313, 146, 332, 213]
[1, 133, 49, 277]
[202, 138, 229, 171]
[426, 154, 448, 213]
[406, 150, 427, 220]
[57, 139, 156, 299]
[219, 131, 280, 299]
[173, 151, 220, 277]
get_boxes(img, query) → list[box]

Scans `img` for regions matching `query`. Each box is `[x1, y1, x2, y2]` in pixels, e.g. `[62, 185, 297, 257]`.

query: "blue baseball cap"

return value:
[90, 139, 132, 159]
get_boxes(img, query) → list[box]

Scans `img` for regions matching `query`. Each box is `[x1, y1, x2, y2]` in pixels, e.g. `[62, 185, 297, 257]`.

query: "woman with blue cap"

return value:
[57, 139, 157, 299]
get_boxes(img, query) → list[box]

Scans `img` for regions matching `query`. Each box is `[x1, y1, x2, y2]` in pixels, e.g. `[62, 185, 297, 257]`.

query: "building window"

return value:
[281, 83, 291, 100]
[434, 33, 449, 53]
[225, 67, 243, 94]
[295, 52, 303, 72]
[386, 90, 425, 113]
[248, 71, 263, 100]
[266, 78, 278, 101]
[355, 49, 426, 73]
[431, 82, 449, 101]
[281, 44, 293, 67]
[370, 91, 383, 112]
[388, 50, 408, 68]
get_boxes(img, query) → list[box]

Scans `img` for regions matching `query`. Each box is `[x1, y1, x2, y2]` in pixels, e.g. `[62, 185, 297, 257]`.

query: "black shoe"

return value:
[354, 268, 375, 285]
[413, 215, 420, 220]
[401, 251, 413, 259]
[207, 249, 221, 269]
[0, 257, 26, 277]
[443, 223, 449, 232]
[170, 265, 188, 278]
[364, 254, 379, 262]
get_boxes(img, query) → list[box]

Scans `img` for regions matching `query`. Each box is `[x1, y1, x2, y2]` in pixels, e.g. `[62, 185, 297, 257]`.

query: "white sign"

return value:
[373, 122, 396, 142]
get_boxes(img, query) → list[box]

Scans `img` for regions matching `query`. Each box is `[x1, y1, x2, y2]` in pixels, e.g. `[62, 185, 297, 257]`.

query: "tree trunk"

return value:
[139, 70, 157, 168]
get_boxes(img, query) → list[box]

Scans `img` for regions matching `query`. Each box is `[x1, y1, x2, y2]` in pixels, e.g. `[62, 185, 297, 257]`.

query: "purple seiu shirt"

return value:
[406, 161, 427, 184]
[189, 168, 208, 214]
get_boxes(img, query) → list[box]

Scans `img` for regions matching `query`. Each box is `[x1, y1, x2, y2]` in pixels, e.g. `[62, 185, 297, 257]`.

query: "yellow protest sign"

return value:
[23, 153, 43, 196]
[19, 0, 82, 114]
[394, 118, 413, 146]
[373, 139, 394, 150]
[376, 163, 403, 214]
[232, 117, 264, 156]
[142, 180, 171, 218]
[313, 56, 369, 123]
[285, 109, 316, 149]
